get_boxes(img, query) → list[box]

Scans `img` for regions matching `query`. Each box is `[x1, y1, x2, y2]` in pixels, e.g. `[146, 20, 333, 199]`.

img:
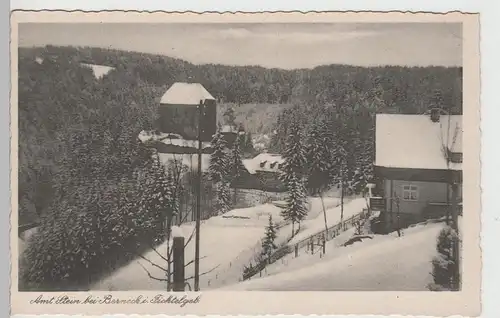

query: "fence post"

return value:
[322, 235, 326, 254]
[295, 244, 298, 258]
[310, 238, 314, 252]
[172, 235, 185, 292]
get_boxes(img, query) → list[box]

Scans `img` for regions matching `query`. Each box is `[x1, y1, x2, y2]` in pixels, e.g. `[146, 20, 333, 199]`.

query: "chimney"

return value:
[430, 108, 440, 123]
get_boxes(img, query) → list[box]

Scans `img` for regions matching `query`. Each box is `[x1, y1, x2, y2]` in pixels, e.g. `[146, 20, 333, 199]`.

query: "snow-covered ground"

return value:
[287, 197, 367, 246]
[91, 195, 350, 291]
[222, 220, 447, 291]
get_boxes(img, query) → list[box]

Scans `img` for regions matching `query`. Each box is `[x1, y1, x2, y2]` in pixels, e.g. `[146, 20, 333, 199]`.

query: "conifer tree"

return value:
[281, 173, 308, 236]
[209, 126, 228, 184]
[279, 117, 307, 188]
[209, 126, 231, 214]
[261, 215, 278, 261]
[305, 118, 336, 233]
[229, 132, 246, 204]
[214, 181, 231, 215]
[305, 119, 333, 195]
[279, 115, 308, 235]
[141, 153, 176, 232]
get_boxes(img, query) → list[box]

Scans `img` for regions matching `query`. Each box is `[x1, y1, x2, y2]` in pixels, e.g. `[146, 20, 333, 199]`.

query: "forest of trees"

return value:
[18, 45, 462, 290]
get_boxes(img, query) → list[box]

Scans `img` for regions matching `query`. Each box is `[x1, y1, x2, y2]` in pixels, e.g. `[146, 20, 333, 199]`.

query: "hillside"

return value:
[20, 45, 462, 133]
[18, 45, 463, 224]
[217, 103, 292, 135]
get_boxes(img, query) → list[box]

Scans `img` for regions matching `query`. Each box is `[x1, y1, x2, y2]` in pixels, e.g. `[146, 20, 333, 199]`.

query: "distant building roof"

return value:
[160, 82, 215, 105]
[243, 153, 284, 174]
[375, 114, 462, 171]
[80, 63, 115, 79]
[138, 130, 212, 149]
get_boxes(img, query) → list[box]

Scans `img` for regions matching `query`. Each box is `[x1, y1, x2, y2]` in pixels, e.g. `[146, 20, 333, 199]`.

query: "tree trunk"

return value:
[320, 194, 328, 234]
[166, 215, 173, 291]
[340, 181, 344, 227]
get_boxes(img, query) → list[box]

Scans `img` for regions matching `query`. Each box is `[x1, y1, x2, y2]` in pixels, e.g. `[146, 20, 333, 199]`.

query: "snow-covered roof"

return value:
[243, 153, 284, 174]
[80, 63, 115, 79]
[138, 130, 212, 149]
[160, 82, 215, 105]
[375, 114, 462, 171]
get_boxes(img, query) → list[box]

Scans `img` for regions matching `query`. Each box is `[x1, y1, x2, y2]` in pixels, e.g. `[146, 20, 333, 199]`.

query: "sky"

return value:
[18, 23, 462, 69]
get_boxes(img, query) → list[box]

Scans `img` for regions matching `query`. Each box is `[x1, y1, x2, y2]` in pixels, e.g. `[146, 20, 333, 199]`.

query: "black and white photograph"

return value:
[11, 12, 480, 315]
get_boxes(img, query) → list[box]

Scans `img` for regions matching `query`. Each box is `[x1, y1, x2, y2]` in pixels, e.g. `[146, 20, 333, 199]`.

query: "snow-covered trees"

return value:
[229, 131, 246, 204]
[229, 132, 246, 183]
[429, 226, 460, 291]
[209, 127, 228, 183]
[279, 114, 308, 235]
[305, 118, 336, 233]
[282, 174, 308, 235]
[279, 114, 307, 187]
[209, 127, 232, 214]
[261, 215, 278, 261]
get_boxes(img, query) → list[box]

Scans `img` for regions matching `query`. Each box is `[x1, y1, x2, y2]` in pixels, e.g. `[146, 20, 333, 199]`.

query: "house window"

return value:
[402, 185, 418, 201]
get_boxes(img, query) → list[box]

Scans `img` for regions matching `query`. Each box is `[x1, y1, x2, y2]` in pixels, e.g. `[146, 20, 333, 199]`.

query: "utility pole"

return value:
[194, 100, 204, 291]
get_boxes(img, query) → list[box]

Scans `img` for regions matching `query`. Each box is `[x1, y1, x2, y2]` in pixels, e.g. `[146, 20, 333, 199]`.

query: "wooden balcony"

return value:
[421, 201, 463, 220]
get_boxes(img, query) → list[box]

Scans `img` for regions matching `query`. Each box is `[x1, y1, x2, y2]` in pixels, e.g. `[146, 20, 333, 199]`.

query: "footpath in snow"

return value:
[287, 197, 368, 246]
[91, 195, 344, 291]
[222, 221, 446, 291]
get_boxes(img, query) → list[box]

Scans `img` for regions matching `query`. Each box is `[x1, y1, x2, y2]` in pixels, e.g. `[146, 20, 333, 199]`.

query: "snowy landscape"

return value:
[17, 22, 463, 293]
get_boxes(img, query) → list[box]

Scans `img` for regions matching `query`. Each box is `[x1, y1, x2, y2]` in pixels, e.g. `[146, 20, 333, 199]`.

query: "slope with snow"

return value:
[287, 197, 367, 246]
[223, 221, 446, 291]
[91, 195, 351, 291]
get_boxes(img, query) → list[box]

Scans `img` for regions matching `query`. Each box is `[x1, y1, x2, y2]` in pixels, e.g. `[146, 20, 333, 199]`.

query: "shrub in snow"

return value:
[428, 226, 460, 291]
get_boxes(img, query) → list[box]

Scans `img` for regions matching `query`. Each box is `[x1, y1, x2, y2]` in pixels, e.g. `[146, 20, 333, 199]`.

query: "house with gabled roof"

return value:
[373, 112, 463, 232]
[158, 82, 217, 142]
[237, 153, 286, 192]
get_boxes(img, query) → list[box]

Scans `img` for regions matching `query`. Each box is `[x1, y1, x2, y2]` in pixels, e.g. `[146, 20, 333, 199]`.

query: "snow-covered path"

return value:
[288, 197, 367, 246]
[223, 221, 445, 291]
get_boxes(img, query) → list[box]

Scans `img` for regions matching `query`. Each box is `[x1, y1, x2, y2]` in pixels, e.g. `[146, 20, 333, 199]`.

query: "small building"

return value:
[158, 82, 217, 142]
[374, 113, 463, 232]
[239, 153, 286, 192]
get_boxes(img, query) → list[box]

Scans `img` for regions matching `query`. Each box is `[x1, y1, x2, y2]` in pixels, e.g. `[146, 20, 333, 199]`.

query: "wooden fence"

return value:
[242, 208, 371, 280]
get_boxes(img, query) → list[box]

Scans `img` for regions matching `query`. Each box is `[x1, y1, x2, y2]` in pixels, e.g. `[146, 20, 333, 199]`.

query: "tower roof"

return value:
[160, 82, 215, 105]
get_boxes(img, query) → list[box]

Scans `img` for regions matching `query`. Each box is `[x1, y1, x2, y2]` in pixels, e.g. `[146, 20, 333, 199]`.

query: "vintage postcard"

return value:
[10, 10, 481, 317]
